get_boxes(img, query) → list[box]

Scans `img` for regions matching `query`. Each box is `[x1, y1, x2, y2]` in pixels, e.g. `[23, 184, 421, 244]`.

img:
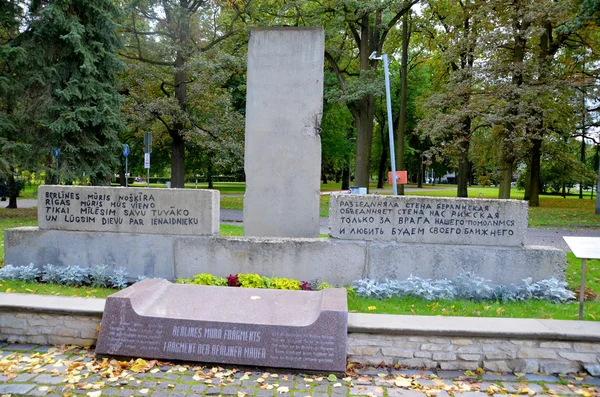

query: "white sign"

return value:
[144, 153, 150, 169]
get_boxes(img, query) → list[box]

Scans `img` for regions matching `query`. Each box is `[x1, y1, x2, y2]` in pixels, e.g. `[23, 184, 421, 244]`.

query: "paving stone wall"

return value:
[348, 333, 600, 374]
[2, 310, 599, 375]
[0, 312, 101, 346]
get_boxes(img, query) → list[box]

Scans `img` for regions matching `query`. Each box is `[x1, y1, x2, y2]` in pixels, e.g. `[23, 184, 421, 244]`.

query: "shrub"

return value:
[272, 277, 301, 290]
[0, 264, 39, 282]
[188, 273, 227, 286]
[41, 264, 66, 284]
[352, 273, 576, 303]
[90, 265, 111, 288]
[109, 267, 129, 289]
[59, 266, 91, 286]
[238, 273, 265, 289]
[227, 274, 240, 287]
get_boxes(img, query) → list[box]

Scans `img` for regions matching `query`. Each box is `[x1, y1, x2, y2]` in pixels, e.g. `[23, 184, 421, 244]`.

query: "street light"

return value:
[369, 51, 398, 195]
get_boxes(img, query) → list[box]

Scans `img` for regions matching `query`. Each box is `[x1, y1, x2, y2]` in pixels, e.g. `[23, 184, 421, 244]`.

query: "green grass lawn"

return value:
[0, 208, 37, 266]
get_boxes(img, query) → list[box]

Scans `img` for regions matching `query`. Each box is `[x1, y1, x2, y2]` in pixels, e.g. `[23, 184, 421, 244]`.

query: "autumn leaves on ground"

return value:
[0, 345, 598, 396]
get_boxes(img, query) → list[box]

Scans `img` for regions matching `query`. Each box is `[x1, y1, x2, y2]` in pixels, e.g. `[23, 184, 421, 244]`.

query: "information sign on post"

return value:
[123, 144, 130, 187]
[52, 148, 60, 184]
[143, 133, 152, 187]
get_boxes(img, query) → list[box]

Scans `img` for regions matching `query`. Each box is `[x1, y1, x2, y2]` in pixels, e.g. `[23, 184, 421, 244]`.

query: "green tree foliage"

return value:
[119, 0, 246, 188]
[18, 0, 124, 185]
[1, 1, 33, 208]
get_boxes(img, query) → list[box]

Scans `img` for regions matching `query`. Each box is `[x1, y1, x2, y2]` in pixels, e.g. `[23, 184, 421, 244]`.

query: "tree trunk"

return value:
[457, 140, 469, 197]
[523, 165, 531, 201]
[395, 12, 410, 196]
[457, 116, 471, 198]
[580, 133, 586, 199]
[119, 158, 126, 186]
[171, 36, 188, 188]
[354, 14, 376, 191]
[171, 131, 185, 188]
[498, 164, 513, 199]
[207, 153, 213, 189]
[417, 154, 423, 188]
[341, 166, 350, 191]
[377, 123, 388, 189]
[7, 168, 17, 209]
[529, 138, 542, 206]
[596, 147, 600, 214]
[354, 98, 374, 189]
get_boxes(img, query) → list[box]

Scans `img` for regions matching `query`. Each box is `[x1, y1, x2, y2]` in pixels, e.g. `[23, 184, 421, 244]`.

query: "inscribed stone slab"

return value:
[329, 194, 528, 247]
[244, 27, 324, 238]
[38, 185, 219, 236]
[96, 279, 348, 372]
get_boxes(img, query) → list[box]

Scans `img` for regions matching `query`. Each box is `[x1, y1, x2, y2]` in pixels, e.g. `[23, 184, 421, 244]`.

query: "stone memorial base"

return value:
[5, 227, 565, 285]
[95, 279, 348, 372]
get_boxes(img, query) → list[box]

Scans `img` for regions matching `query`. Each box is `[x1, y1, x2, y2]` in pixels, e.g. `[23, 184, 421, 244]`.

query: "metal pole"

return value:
[125, 157, 128, 187]
[579, 258, 587, 320]
[56, 158, 59, 185]
[383, 54, 397, 196]
[147, 168, 150, 188]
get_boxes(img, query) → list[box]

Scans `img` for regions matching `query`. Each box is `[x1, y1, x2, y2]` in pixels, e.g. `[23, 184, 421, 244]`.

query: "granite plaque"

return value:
[96, 279, 348, 372]
[38, 186, 219, 236]
[329, 194, 528, 247]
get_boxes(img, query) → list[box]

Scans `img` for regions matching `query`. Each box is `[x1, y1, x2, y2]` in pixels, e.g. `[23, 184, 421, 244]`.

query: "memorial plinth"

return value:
[96, 279, 348, 372]
[329, 194, 528, 247]
[38, 185, 219, 236]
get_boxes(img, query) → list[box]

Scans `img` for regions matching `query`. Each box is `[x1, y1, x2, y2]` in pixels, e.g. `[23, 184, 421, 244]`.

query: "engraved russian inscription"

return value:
[330, 194, 528, 247]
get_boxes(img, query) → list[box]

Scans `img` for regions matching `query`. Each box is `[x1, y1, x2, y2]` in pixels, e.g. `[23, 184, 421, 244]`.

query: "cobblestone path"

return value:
[1, 343, 599, 396]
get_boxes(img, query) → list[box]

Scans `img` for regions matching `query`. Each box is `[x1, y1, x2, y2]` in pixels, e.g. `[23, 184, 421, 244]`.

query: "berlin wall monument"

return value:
[244, 27, 324, 238]
[4, 27, 565, 286]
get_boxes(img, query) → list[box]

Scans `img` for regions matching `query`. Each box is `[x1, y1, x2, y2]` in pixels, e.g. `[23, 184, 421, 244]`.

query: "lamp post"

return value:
[369, 51, 397, 195]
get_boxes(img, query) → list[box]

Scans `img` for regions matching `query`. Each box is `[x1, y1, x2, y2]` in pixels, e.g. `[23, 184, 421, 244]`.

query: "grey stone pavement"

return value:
[0, 343, 599, 397]
[14, 199, 600, 251]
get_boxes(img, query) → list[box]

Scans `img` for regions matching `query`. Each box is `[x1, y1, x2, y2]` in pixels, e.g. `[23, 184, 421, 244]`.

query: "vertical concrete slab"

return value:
[244, 27, 324, 238]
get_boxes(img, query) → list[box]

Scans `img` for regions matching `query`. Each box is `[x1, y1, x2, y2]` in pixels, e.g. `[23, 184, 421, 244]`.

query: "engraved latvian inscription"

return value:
[96, 279, 347, 372]
[38, 186, 219, 236]
[329, 194, 528, 247]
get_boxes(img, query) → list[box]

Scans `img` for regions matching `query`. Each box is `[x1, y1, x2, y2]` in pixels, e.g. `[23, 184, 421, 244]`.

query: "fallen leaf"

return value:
[394, 377, 412, 388]
[139, 389, 149, 395]
[368, 306, 377, 311]
[277, 386, 289, 394]
[333, 383, 342, 388]
[328, 374, 338, 382]
[38, 386, 49, 392]
[239, 374, 250, 381]
[87, 391, 101, 397]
